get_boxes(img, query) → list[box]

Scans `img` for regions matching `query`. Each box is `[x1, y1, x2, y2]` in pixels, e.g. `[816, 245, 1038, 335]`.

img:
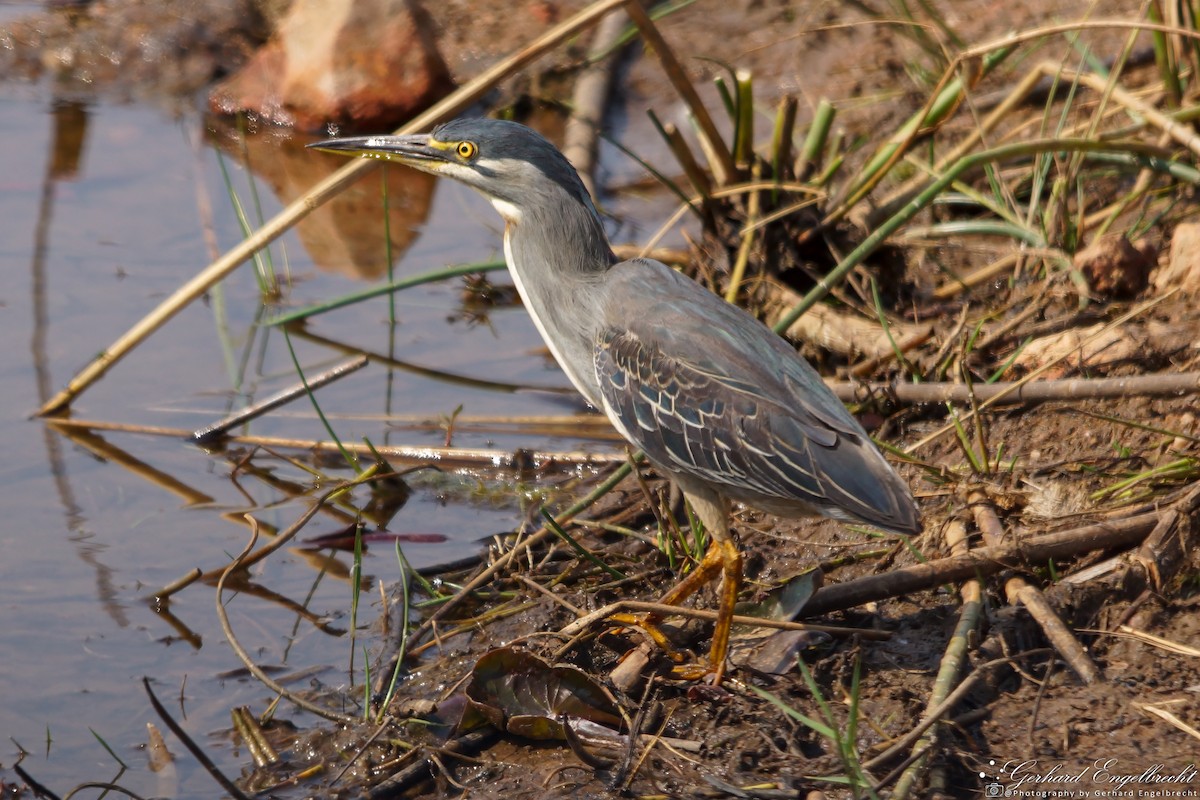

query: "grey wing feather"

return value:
[593, 259, 919, 534]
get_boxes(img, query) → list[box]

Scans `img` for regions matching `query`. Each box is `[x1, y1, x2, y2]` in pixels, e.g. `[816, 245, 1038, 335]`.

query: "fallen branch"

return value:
[799, 503, 1196, 617]
[970, 489, 1102, 684]
[828, 370, 1200, 405]
[904, 291, 1179, 455]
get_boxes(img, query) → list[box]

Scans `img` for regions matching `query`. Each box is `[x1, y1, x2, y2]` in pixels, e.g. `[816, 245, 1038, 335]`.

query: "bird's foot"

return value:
[607, 612, 690, 664]
[606, 612, 731, 685]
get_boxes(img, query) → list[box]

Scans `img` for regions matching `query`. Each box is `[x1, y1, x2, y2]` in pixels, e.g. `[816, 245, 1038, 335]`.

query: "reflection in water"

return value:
[28, 99, 139, 628]
[50, 423, 215, 509]
[50, 423, 356, 641]
[208, 120, 438, 280]
[31, 101, 89, 418]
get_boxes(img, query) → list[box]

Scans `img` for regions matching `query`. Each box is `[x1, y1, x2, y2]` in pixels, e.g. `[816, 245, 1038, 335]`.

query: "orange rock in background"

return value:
[209, 0, 453, 131]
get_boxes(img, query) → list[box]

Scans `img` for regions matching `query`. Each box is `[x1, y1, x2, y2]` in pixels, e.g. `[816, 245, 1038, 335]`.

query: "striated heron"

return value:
[311, 119, 920, 683]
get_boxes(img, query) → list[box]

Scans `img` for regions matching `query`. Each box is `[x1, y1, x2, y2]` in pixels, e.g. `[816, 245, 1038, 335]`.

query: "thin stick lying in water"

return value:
[49, 416, 628, 469]
[143, 677, 252, 800]
[192, 355, 368, 443]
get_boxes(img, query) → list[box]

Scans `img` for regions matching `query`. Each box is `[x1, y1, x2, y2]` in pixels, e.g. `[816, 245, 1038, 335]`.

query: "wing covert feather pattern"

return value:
[592, 259, 918, 534]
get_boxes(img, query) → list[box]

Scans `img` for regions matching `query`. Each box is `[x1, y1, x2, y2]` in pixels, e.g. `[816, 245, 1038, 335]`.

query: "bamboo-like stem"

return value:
[769, 94, 797, 189]
[724, 162, 761, 303]
[622, 0, 737, 185]
[889, 516, 982, 796]
[797, 98, 834, 182]
[732, 69, 754, 168]
[658, 120, 713, 208]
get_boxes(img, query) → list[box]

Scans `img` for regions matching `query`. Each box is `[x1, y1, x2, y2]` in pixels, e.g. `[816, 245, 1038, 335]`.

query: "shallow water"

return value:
[0, 86, 626, 795]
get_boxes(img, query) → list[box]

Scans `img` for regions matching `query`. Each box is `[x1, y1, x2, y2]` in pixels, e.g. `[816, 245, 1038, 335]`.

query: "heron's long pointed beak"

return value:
[307, 134, 450, 169]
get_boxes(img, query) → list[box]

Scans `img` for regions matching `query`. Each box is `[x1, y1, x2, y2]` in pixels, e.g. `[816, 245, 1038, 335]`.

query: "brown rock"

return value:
[1073, 234, 1157, 298]
[209, 0, 454, 131]
[1156, 221, 1200, 295]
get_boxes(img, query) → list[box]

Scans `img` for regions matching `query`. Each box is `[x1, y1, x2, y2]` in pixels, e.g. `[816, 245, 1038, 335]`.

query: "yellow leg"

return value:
[660, 490, 740, 684]
[659, 539, 727, 606]
[607, 540, 726, 667]
[605, 489, 741, 683]
[707, 535, 742, 685]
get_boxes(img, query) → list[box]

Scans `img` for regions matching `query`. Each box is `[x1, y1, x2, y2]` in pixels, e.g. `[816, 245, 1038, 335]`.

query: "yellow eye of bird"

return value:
[456, 141, 477, 159]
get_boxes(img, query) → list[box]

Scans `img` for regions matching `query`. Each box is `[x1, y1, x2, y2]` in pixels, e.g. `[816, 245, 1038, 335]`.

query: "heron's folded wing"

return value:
[592, 259, 916, 531]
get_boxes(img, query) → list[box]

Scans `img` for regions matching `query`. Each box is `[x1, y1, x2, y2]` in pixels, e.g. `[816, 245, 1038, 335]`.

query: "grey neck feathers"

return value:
[503, 181, 616, 404]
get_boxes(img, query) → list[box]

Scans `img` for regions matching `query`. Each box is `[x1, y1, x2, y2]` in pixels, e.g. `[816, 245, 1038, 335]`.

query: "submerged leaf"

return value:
[731, 569, 828, 674]
[463, 647, 622, 740]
